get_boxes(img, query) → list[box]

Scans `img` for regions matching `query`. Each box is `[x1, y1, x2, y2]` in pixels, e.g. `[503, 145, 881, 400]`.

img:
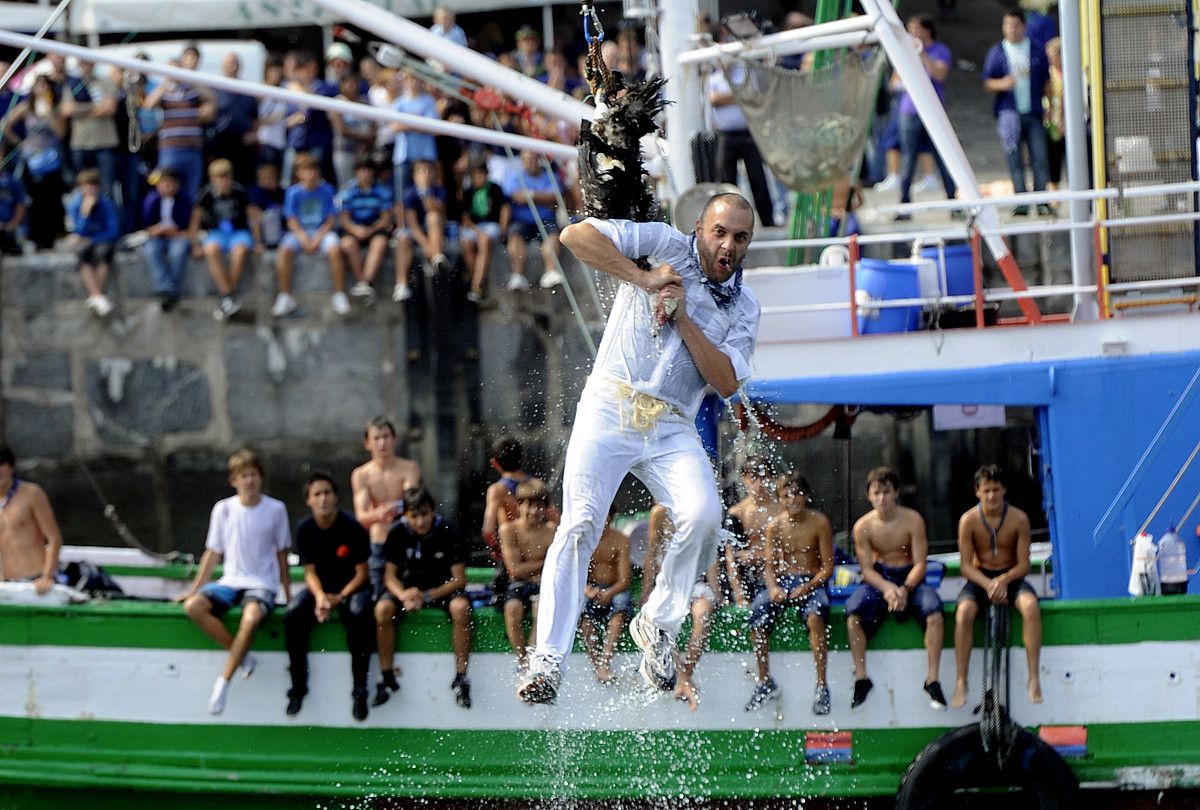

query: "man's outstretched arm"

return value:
[561, 221, 678, 291]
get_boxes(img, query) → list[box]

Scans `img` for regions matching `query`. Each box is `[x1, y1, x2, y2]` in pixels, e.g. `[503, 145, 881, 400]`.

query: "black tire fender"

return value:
[895, 723, 1079, 810]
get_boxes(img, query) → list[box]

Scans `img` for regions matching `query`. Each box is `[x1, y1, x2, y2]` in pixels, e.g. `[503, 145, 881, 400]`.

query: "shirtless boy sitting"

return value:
[644, 503, 719, 711]
[351, 416, 421, 600]
[746, 472, 834, 715]
[499, 479, 557, 675]
[845, 466, 946, 710]
[0, 443, 65, 594]
[951, 464, 1042, 708]
[726, 456, 781, 607]
[579, 507, 632, 684]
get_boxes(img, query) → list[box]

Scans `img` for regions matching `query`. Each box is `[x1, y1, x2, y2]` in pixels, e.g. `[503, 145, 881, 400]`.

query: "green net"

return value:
[722, 49, 883, 194]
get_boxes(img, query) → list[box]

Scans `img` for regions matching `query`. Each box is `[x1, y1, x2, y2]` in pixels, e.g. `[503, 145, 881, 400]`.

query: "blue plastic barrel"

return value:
[856, 259, 921, 334]
[920, 243, 975, 296]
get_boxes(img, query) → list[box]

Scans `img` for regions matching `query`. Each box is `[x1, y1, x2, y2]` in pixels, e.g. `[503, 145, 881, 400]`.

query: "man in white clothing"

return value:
[518, 193, 760, 704]
[177, 448, 292, 715]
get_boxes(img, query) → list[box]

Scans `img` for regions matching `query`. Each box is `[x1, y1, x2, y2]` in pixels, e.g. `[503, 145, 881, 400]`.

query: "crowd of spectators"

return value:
[0, 10, 628, 316]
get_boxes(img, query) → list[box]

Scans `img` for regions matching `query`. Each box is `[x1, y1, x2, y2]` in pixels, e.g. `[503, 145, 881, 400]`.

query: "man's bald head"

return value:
[697, 192, 754, 232]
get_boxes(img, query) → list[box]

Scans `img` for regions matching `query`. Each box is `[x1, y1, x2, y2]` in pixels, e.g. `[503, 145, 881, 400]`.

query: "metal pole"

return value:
[308, 0, 591, 125]
[1059, 0, 1097, 319]
[0, 28, 578, 160]
[659, 0, 700, 194]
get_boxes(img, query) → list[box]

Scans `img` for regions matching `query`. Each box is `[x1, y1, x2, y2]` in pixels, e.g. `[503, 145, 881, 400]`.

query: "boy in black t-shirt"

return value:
[460, 160, 510, 303]
[283, 472, 373, 720]
[374, 486, 473, 709]
[189, 158, 263, 321]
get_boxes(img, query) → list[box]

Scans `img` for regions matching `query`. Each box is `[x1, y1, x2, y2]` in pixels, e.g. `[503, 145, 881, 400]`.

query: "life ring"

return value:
[895, 723, 1078, 810]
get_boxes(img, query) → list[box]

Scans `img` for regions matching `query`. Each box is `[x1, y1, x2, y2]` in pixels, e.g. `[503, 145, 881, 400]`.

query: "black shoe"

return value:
[372, 672, 399, 707]
[160, 295, 179, 312]
[452, 673, 472, 709]
[924, 680, 948, 710]
[893, 213, 912, 222]
[851, 677, 874, 709]
[1036, 204, 1056, 217]
[286, 689, 305, 716]
[1013, 205, 1029, 217]
[352, 689, 369, 721]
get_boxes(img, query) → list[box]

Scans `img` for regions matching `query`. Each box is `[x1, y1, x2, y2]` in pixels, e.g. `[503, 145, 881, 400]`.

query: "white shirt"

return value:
[585, 218, 760, 419]
[707, 67, 749, 133]
[205, 495, 291, 591]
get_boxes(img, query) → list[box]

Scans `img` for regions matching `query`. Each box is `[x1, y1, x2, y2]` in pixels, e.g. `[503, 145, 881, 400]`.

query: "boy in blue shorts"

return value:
[392, 159, 450, 303]
[273, 151, 348, 317]
[845, 466, 946, 710]
[746, 472, 834, 715]
[501, 150, 564, 291]
[190, 159, 261, 321]
[338, 157, 393, 306]
[176, 449, 291, 715]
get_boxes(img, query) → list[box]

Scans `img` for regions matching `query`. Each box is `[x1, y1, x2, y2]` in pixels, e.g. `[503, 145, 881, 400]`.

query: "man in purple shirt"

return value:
[894, 15, 957, 217]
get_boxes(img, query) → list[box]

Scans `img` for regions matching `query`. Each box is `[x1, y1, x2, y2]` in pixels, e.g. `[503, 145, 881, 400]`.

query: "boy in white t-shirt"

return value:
[176, 449, 292, 714]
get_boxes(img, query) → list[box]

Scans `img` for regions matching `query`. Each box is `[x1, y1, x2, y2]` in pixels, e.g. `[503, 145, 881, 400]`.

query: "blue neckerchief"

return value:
[0, 478, 18, 511]
[690, 232, 743, 311]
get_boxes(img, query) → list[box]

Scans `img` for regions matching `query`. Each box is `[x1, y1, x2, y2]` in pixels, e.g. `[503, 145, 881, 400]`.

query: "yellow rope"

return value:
[610, 379, 671, 432]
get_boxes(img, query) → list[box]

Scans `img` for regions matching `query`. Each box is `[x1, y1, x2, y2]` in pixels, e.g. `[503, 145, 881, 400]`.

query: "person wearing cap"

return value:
[141, 167, 194, 311]
[511, 26, 544, 78]
[325, 42, 354, 85]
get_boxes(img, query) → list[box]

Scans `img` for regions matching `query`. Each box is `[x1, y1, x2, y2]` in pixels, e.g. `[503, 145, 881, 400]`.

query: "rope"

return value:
[1138, 435, 1200, 535]
[979, 602, 1017, 769]
[610, 378, 672, 431]
[74, 456, 178, 563]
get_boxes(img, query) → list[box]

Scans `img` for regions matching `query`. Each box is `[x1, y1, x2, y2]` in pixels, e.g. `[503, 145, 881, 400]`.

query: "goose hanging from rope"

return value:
[576, 2, 668, 223]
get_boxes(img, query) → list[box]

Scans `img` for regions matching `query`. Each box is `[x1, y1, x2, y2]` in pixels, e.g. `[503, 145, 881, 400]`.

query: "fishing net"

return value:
[723, 49, 883, 193]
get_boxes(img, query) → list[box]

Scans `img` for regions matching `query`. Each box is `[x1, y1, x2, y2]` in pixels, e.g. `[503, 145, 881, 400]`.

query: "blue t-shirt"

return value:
[391, 93, 439, 165]
[502, 168, 558, 226]
[286, 80, 337, 150]
[283, 182, 338, 233]
[0, 172, 29, 223]
[401, 185, 446, 230]
[338, 181, 394, 227]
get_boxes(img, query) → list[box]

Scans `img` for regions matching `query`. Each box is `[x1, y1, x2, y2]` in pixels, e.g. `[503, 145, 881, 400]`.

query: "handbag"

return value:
[25, 146, 62, 179]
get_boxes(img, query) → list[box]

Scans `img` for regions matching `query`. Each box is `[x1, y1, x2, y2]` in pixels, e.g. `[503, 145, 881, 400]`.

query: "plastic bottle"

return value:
[1129, 531, 1160, 596]
[1158, 525, 1189, 595]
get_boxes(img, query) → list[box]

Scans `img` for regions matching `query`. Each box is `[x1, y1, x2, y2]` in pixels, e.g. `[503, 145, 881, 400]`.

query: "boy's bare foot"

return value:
[1028, 678, 1043, 704]
[674, 678, 700, 712]
[950, 681, 968, 709]
[595, 664, 616, 684]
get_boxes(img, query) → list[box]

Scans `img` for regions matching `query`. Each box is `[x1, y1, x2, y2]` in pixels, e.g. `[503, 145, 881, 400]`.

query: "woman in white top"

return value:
[255, 59, 288, 169]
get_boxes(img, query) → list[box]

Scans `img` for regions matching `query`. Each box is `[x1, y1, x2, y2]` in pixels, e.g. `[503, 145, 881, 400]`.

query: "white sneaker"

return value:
[539, 269, 565, 289]
[516, 651, 563, 705]
[238, 653, 257, 679]
[506, 273, 530, 292]
[913, 174, 939, 194]
[87, 295, 114, 318]
[208, 676, 230, 715]
[629, 611, 677, 691]
[350, 281, 375, 300]
[331, 291, 351, 316]
[873, 173, 899, 192]
[271, 292, 297, 318]
[213, 295, 241, 322]
[392, 282, 412, 302]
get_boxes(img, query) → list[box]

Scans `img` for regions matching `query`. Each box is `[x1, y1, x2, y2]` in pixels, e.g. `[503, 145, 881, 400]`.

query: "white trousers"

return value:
[533, 381, 723, 667]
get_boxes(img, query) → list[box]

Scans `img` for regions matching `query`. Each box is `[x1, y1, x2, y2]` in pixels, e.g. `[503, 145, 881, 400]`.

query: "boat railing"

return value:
[750, 183, 1200, 334]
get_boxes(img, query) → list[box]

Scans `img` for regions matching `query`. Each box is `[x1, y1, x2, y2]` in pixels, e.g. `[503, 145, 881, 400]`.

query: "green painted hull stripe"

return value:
[1, 717, 1197, 798]
[1, 595, 1196, 654]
